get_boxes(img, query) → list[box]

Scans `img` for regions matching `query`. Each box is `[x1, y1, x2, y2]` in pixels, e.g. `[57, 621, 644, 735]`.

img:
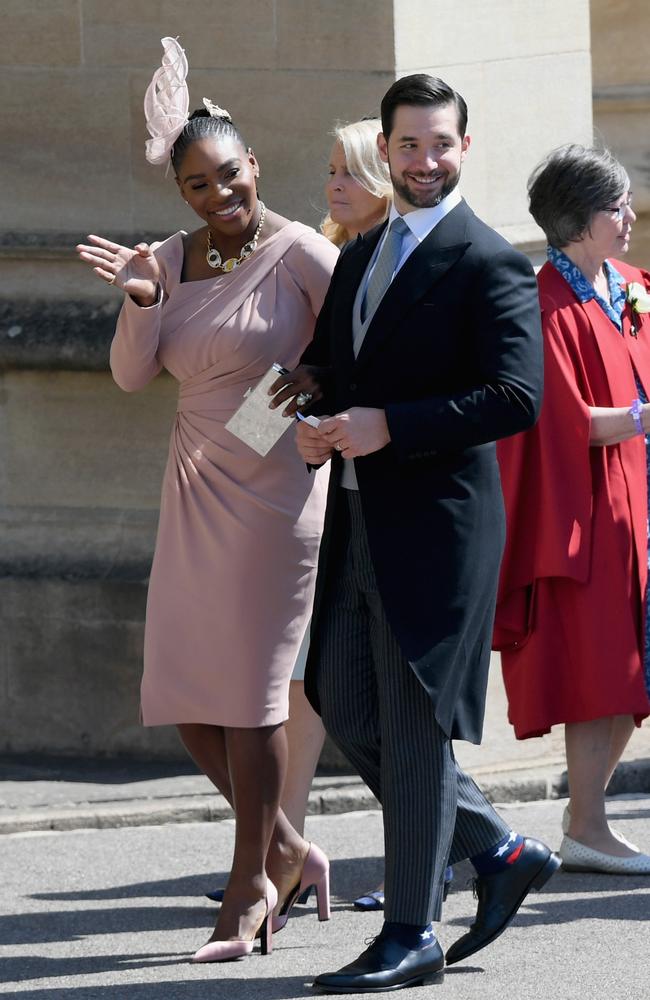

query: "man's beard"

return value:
[391, 168, 460, 209]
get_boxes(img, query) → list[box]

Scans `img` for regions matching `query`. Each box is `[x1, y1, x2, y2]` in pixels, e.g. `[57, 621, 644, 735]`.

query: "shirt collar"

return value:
[547, 247, 626, 303]
[606, 259, 626, 290]
[388, 188, 462, 242]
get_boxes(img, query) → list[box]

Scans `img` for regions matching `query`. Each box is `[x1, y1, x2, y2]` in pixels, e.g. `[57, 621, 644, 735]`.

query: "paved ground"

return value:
[1, 663, 649, 834]
[1, 796, 649, 999]
[1, 660, 648, 996]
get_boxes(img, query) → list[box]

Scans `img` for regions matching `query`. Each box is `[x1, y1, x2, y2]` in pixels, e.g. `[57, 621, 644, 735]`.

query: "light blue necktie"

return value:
[361, 216, 410, 323]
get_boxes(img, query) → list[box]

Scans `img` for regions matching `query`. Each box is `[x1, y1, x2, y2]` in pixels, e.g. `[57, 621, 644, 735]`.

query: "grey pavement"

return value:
[1, 661, 649, 834]
[1, 796, 649, 998]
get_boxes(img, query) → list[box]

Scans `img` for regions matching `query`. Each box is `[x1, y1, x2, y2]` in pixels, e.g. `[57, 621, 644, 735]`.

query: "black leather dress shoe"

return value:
[445, 837, 561, 966]
[313, 927, 444, 993]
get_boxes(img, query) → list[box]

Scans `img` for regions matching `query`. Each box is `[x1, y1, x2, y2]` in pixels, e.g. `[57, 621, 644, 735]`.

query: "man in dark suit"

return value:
[287, 75, 558, 992]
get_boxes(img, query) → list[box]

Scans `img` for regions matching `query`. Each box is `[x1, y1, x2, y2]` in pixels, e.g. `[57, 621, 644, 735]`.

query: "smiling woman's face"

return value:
[325, 140, 387, 238]
[176, 136, 260, 236]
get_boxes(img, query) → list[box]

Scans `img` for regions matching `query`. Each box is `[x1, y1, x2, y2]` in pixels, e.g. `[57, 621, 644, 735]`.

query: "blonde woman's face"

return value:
[325, 141, 387, 238]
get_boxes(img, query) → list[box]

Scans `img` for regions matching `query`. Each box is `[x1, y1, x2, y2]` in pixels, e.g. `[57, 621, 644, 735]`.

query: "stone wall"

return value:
[392, 0, 593, 251]
[591, 0, 650, 267]
[0, 1, 593, 758]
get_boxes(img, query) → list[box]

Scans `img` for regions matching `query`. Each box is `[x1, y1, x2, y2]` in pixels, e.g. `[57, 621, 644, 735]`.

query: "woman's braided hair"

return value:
[171, 109, 247, 173]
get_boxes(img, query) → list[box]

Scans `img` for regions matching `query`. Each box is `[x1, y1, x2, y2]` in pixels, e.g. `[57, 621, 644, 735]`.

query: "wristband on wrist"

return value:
[629, 398, 644, 435]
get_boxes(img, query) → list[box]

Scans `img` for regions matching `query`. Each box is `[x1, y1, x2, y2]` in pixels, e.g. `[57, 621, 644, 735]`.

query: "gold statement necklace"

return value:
[206, 202, 267, 273]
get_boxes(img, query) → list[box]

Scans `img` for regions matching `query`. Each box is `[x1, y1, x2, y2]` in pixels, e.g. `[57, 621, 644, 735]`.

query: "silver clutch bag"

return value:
[225, 363, 295, 456]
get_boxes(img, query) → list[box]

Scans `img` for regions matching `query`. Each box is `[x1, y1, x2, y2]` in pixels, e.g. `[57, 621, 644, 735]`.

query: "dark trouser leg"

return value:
[449, 759, 511, 865]
[317, 491, 455, 923]
[369, 585, 457, 922]
[316, 497, 381, 802]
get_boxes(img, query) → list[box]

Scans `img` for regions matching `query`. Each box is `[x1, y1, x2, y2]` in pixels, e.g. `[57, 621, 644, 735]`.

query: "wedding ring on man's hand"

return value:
[335, 443, 343, 451]
[107, 274, 116, 285]
[296, 391, 313, 407]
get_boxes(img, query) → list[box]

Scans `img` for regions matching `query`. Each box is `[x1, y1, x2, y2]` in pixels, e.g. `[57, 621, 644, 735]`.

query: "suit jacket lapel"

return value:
[331, 227, 384, 367]
[354, 202, 471, 371]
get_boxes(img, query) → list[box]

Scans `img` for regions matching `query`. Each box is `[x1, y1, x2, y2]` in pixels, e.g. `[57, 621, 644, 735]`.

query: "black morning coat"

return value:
[301, 198, 543, 744]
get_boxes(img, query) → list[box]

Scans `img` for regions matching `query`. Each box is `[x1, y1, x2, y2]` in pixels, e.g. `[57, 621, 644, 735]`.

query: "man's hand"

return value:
[319, 408, 391, 458]
[296, 418, 334, 465]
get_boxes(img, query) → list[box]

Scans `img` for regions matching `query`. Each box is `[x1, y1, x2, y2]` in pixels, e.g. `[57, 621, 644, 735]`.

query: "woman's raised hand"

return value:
[75, 235, 160, 306]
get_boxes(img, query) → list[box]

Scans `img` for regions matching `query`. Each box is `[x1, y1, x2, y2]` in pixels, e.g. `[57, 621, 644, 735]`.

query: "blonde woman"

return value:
[322, 117, 392, 247]
[281, 118, 391, 840]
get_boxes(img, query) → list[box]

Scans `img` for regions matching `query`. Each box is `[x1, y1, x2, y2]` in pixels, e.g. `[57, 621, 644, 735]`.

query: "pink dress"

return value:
[110, 222, 337, 727]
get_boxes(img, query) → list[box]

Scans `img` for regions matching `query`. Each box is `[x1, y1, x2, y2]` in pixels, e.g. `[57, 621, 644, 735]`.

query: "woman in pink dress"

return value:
[76, 38, 337, 963]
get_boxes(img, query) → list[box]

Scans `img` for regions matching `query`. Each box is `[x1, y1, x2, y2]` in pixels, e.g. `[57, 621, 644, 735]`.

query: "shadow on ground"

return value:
[445, 883, 650, 929]
[28, 856, 384, 905]
[0, 975, 317, 999]
[0, 754, 199, 785]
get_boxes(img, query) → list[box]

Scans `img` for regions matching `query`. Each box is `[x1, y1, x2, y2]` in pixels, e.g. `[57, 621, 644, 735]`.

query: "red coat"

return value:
[495, 259, 650, 738]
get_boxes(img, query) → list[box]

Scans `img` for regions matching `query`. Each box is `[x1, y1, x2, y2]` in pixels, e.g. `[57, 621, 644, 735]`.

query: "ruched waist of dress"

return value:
[176, 368, 264, 414]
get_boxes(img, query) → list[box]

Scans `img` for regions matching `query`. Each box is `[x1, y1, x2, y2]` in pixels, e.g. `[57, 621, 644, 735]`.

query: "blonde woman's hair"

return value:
[322, 118, 392, 247]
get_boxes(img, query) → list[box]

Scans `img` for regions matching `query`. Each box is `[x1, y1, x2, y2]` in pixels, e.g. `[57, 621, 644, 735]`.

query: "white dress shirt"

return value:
[361, 187, 463, 300]
[341, 187, 463, 491]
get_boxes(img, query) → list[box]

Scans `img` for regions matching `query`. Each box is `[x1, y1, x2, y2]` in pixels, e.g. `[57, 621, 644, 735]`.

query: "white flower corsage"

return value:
[625, 281, 650, 337]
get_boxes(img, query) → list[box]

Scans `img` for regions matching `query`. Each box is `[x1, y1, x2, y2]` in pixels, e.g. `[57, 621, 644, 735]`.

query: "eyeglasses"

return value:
[601, 195, 634, 222]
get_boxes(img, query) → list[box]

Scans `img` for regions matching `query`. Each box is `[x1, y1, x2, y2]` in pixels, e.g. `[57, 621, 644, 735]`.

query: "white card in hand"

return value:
[296, 413, 321, 428]
[225, 364, 294, 456]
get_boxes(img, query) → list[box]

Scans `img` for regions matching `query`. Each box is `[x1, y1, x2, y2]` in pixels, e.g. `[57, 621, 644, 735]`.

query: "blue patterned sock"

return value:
[381, 920, 437, 950]
[470, 831, 525, 875]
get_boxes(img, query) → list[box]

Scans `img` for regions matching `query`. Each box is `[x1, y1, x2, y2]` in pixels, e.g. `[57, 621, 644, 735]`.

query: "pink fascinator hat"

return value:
[144, 36, 190, 166]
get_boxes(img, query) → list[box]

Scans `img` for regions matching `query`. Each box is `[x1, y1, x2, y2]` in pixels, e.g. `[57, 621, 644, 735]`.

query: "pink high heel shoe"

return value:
[273, 842, 330, 933]
[192, 880, 278, 962]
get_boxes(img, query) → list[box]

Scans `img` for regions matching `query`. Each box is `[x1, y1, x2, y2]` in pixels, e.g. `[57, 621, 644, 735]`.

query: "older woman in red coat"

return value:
[495, 145, 650, 874]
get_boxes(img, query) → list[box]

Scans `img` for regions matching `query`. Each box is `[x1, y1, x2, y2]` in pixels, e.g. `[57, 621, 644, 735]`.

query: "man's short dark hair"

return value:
[380, 74, 468, 139]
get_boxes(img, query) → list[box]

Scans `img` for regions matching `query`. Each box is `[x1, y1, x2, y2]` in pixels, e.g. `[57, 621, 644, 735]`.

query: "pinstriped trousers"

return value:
[316, 490, 509, 924]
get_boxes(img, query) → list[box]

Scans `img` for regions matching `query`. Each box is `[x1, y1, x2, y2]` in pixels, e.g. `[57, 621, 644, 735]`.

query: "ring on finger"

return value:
[296, 391, 313, 407]
[335, 443, 343, 451]
[107, 274, 116, 286]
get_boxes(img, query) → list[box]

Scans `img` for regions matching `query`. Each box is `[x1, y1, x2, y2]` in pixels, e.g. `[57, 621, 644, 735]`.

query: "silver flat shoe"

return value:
[559, 835, 650, 874]
[561, 804, 640, 852]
